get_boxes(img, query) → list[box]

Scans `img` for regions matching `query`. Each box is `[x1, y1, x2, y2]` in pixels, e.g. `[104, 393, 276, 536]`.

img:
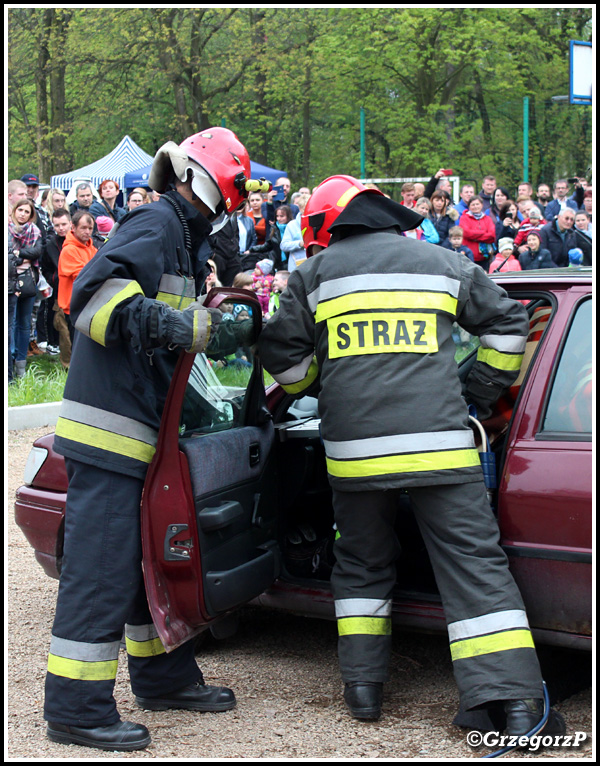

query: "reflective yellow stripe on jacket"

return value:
[324, 430, 480, 479]
[477, 333, 527, 373]
[74, 278, 144, 346]
[271, 353, 319, 395]
[55, 399, 158, 464]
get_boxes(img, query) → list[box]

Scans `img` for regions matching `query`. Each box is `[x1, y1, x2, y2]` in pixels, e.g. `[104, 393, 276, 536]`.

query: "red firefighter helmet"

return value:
[179, 127, 253, 214]
[301, 175, 384, 255]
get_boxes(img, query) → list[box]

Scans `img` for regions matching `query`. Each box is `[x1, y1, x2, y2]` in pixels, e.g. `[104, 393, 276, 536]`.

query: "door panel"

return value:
[180, 423, 279, 617]
[142, 290, 280, 652]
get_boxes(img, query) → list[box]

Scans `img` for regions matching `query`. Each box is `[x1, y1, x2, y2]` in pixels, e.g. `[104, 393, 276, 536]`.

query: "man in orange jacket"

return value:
[57, 210, 97, 335]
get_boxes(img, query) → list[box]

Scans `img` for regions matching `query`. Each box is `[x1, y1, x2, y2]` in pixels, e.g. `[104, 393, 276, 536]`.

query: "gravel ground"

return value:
[6, 427, 594, 760]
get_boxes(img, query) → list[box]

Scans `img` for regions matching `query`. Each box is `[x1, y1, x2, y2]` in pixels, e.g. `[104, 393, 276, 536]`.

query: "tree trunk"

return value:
[48, 10, 72, 174]
[35, 10, 51, 180]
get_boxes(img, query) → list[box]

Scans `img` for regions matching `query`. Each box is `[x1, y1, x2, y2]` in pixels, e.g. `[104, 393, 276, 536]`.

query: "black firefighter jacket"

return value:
[54, 191, 213, 479]
[258, 231, 529, 492]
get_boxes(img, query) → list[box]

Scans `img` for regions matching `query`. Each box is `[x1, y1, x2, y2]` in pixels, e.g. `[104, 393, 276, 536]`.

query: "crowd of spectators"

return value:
[398, 170, 592, 273]
[7, 167, 592, 384]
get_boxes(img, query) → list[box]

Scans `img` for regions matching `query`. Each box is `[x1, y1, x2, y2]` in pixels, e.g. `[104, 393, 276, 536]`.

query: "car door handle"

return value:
[198, 501, 244, 532]
[249, 443, 260, 467]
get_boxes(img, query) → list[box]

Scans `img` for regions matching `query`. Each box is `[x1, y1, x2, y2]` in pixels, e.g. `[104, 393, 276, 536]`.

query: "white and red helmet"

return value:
[301, 175, 384, 256]
[150, 127, 270, 229]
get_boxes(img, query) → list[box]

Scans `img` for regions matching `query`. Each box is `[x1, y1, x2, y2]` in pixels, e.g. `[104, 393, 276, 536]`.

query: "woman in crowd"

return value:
[132, 187, 150, 204]
[459, 195, 497, 269]
[495, 200, 520, 242]
[127, 190, 146, 210]
[488, 186, 511, 238]
[245, 191, 267, 245]
[8, 198, 43, 378]
[414, 197, 440, 244]
[89, 179, 127, 222]
[46, 188, 67, 218]
[429, 190, 459, 243]
[247, 204, 294, 271]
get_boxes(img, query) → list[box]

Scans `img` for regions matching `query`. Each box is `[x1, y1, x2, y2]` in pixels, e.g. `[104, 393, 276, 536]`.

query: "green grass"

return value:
[8, 355, 68, 407]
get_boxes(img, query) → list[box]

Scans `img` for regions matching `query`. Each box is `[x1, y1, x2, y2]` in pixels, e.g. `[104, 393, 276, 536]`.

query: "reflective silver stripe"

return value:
[156, 274, 196, 309]
[271, 353, 315, 385]
[480, 334, 527, 354]
[59, 399, 158, 447]
[323, 430, 475, 460]
[49, 635, 120, 662]
[447, 610, 530, 643]
[124, 624, 160, 642]
[307, 273, 461, 313]
[335, 598, 392, 619]
[74, 278, 143, 337]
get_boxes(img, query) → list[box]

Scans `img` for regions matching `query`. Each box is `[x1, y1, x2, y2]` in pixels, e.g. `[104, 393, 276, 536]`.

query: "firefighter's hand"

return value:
[141, 300, 221, 353]
[178, 303, 222, 352]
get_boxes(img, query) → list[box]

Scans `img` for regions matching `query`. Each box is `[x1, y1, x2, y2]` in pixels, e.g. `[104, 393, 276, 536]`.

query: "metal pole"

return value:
[360, 108, 366, 178]
[523, 97, 529, 182]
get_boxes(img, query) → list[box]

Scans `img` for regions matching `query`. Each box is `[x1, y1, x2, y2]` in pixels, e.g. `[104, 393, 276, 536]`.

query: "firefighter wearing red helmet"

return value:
[45, 128, 262, 752]
[301, 175, 385, 256]
[258, 175, 565, 736]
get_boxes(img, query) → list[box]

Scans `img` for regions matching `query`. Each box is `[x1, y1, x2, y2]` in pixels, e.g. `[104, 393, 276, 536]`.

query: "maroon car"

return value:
[15, 269, 592, 654]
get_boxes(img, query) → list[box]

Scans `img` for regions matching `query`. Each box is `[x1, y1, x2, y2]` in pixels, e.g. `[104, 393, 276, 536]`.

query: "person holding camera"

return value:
[495, 200, 520, 242]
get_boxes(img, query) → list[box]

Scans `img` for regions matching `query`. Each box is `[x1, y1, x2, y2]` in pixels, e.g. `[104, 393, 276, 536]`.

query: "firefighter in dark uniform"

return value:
[45, 129, 264, 751]
[258, 176, 565, 736]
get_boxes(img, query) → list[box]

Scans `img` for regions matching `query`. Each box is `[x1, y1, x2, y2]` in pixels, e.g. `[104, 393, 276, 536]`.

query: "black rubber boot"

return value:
[135, 681, 236, 712]
[47, 720, 151, 751]
[504, 698, 566, 737]
[343, 682, 383, 720]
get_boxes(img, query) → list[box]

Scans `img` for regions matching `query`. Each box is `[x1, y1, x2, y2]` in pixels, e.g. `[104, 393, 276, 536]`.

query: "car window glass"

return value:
[453, 323, 480, 362]
[179, 301, 259, 436]
[541, 299, 592, 436]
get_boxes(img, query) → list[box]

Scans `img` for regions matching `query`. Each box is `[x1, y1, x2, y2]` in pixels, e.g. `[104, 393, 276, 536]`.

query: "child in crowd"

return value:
[95, 216, 114, 242]
[267, 270, 289, 318]
[568, 248, 584, 267]
[489, 238, 522, 273]
[252, 259, 274, 316]
[442, 226, 474, 261]
[232, 272, 254, 291]
[518, 231, 554, 270]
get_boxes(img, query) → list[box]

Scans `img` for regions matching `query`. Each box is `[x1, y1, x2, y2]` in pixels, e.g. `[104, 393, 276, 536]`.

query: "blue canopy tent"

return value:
[51, 135, 154, 193]
[124, 160, 286, 189]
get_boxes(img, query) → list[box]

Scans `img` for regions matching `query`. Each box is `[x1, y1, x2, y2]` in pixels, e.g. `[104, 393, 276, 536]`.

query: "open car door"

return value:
[141, 288, 280, 651]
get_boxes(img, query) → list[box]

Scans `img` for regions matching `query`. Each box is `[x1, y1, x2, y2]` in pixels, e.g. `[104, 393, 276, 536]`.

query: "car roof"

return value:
[489, 267, 592, 286]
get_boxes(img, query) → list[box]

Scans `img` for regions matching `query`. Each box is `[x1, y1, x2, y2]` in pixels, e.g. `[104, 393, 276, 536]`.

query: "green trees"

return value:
[7, 7, 592, 193]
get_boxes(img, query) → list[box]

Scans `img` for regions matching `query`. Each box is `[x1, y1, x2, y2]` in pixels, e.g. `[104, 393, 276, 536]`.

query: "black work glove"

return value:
[141, 299, 221, 353]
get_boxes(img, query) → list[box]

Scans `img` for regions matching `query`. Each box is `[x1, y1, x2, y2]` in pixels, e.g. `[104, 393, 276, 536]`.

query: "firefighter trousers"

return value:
[331, 480, 544, 711]
[44, 459, 202, 727]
